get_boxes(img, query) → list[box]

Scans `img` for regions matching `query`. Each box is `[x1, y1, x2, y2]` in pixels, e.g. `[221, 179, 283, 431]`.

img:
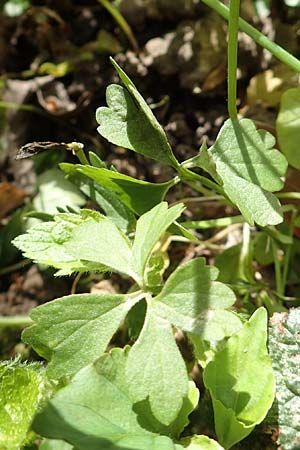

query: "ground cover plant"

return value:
[1, 0, 300, 449]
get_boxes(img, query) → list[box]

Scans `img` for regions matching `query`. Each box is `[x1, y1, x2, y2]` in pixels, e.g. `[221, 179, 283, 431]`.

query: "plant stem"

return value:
[277, 192, 300, 200]
[179, 167, 225, 195]
[227, 0, 240, 119]
[272, 239, 283, 296]
[0, 259, 31, 276]
[98, 0, 139, 53]
[0, 316, 33, 328]
[201, 0, 300, 72]
[76, 148, 90, 165]
[281, 210, 296, 296]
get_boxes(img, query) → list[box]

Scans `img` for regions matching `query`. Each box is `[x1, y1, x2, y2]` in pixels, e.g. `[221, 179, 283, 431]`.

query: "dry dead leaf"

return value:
[0, 182, 26, 219]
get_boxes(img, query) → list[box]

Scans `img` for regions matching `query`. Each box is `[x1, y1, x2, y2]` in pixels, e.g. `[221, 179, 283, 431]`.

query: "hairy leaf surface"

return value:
[13, 211, 109, 276]
[33, 348, 184, 450]
[0, 359, 47, 450]
[203, 308, 275, 449]
[22, 293, 140, 378]
[199, 118, 288, 226]
[96, 58, 179, 168]
[126, 308, 189, 426]
[62, 163, 173, 215]
[153, 258, 241, 341]
[268, 309, 300, 450]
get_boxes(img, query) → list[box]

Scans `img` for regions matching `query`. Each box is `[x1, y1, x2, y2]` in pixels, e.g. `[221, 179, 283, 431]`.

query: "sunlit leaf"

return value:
[96, 58, 179, 168]
[126, 308, 189, 426]
[33, 347, 184, 450]
[22, 293, 141, 378]
[203, 308, 275, 449]
[0, 359, 47, 449]
[153, 258, 241, 341]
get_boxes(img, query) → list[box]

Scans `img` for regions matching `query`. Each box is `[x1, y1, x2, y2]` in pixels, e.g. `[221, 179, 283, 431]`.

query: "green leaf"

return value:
[267, 309, 300, 449]
[61, 162, 136, 233]
[13, 210, 132, 277]
[276, 87, 300, 169]
[40, 440, 73, 450]
[203, 308, 275, 449]
[0, 359, 47, 450]
[217, 167, 283, 226]
[22, 293, 141, 378]
[33, 347, 182, 450]
[180, 435, 225, 449]
[210, 119, 286, 191]
[153, 258, 241, 341]
[253, 232, 274, 265]
[33, 168, 85, 215]
[131, 202, 184, 286]
[214, 244, 243, 284]
[126, 307, 189, 426]
[64, 213, 133, 278]
[62, 163, 173, 215]
[95, 58, 179, 168]
[201, 118, 288, 226]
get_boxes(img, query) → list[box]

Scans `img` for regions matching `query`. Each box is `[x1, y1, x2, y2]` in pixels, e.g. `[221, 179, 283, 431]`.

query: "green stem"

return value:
[201, 0, 300, 72]
[272, 239, 283, 296]
[227, 0, 240, 119]
[281, 211, 297, 295]
[98, 0, 139, 53]
[0, 259, 31, 276]
[76, 148, 90, 165]
[0, 101, 49, 118]
[277, 192, 300, 200]
[178, 167, 225, 195]
[0, 316, 33, 328]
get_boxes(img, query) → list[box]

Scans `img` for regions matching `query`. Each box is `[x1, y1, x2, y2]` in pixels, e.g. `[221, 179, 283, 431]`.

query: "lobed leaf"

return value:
[203, 308, 275, 449]
[33, 347, 184, 450]
[22, 293, 141, 378]
[12, 211, 109, 276]
[13, 208, 133, 278]
[209, 119, 287, 191]
[126, 307, 189, 426]
[153, 258, 241, 341]
[198, 118, 288, 226]
[96, 58, 179, 168]
[64, 214, 133, 278]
